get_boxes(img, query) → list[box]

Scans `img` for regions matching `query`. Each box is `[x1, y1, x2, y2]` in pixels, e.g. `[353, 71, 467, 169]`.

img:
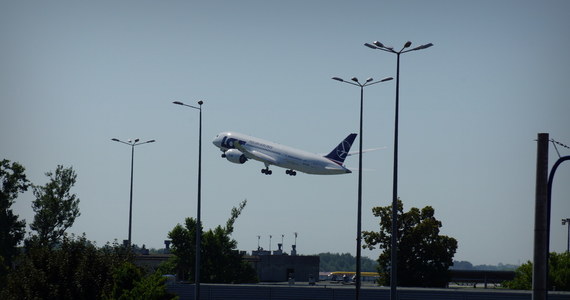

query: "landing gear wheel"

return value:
[286, 170, 297, 176]
[261, 168, 272, 175]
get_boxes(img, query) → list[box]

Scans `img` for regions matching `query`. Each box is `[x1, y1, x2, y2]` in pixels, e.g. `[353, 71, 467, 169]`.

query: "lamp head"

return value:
[351, 77, 359, 83]
[198, 100, 203, 105]
[111, 138, 119, 142]
[412, 43, 434, 51]
[364, 43, 377, 49]
[404, 41, 412, 48]
[332, 77, 344, 82]
[173, 101, 184, 105]
[134, 138, 140, 143]
[366, 78, 373, 83]
[148, 140, 156, 143]
[373, 41, 384, 48]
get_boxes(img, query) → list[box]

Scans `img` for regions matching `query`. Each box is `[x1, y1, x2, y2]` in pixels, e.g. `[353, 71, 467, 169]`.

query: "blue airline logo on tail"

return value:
[324, 133, 357, 165]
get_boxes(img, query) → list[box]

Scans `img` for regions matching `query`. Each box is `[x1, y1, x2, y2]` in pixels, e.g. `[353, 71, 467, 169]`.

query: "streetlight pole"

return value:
[111, 138, 156, 247]
[173, 100, 203, 300]
[364, 40, 433, 299]
[563, 218, 570, 252]
[332, 76, 393, 300]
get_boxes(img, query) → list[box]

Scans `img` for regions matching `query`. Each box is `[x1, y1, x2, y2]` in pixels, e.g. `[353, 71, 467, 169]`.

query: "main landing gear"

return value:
[261, 168, 272, 175]
[286, 169, 297, 176]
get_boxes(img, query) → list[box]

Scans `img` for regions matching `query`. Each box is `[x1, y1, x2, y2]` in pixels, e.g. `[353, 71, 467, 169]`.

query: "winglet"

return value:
[324, 133, 357, 165]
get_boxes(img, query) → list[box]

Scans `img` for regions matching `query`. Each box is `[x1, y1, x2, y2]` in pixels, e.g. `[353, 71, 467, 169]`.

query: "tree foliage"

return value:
[105, 262, 177, 300]
[2, 235, 133, 299]
[318, 252, 377, 272]
[1, 161, 176, 299]
[451, 260, 517, 271]
[168, 199, 257, 283]
[2, 234, 176, 300]
[0, 159, 30, 282]
[504, 260, 532, 290]
[107, 261, 144, 299]
[30, 165, 80, 247]
[117, 272, 177, 300]
[504, 252, 570, 291]
[362, 199, 458, 288]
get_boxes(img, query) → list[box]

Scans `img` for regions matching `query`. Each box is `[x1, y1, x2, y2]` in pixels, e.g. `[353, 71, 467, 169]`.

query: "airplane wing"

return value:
[346, 147, 387, 157]
[234, 141, 278, 165]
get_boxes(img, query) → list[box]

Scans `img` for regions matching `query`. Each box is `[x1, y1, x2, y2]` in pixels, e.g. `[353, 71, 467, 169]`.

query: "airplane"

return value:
[212, 131, 357, 176]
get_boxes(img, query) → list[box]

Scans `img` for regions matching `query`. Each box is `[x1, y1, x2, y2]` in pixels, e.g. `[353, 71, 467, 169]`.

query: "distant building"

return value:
[133, 241, 320, 283]
[246, 243, 319, 282]
[134, 254, 172, 272]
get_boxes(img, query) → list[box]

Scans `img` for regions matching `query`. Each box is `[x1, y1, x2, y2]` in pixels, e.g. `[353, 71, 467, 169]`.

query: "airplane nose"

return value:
[213, 136, 221, 147]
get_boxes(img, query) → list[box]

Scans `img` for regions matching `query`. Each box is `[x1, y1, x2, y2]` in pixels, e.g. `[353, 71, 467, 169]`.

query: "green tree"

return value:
[504, 261, 532, 290]
[0, 159, 30, 283]
[168, 218, 197, 281]
[168, 199, 257, 283]
[107, 261, 144, 299]
[119, 273, 178, 300]
[2, 235, 133, 299]
[505, 252, 570, 291]
[362, 199, 458, 288]
[550, 251, 570, 290]
[106, 262, 177, 300]
[318, 252, 378, 272]
[30, 165, 80, 247]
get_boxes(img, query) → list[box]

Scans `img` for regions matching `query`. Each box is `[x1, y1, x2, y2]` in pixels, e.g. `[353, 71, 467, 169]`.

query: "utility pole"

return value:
[532, 133, 548, 300]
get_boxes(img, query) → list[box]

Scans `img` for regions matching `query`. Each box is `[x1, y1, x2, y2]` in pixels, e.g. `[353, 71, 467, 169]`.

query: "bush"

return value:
[504, 252, 570, 291]
[2, 235, 131, 299]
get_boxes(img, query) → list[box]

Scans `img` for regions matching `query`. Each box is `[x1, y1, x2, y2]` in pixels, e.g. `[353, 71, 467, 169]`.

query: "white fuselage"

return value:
[212, 132, 351, 175]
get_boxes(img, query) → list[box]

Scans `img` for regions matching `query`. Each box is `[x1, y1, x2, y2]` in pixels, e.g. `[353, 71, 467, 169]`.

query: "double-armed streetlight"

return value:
[111, 138, 156, 247]
[332, 76, 393, 299]
[364, 40, 433, 299]
[173, 100, 203, 300]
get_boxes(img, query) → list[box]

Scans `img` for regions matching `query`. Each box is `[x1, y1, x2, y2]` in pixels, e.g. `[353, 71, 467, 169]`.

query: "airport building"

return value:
[247, 243, 319, 282]
[135, 241, 319, 283]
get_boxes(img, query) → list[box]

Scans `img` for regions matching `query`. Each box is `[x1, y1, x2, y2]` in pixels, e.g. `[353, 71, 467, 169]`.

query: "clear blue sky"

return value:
[2, 0, 569, 266]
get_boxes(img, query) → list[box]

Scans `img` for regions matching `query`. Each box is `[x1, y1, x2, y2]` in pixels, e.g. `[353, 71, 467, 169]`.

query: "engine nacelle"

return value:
[225, 149, 248, 164]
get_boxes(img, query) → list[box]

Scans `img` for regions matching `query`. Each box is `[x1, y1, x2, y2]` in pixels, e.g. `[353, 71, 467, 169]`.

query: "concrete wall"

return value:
[167, 283, 570, 300]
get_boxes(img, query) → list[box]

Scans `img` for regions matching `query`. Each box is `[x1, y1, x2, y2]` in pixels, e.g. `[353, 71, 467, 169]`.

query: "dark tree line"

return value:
[0, 159, 176, 299]
[318, 252, 377, 272]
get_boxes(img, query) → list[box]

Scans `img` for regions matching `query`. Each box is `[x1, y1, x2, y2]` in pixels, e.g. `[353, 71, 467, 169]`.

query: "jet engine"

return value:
[224, 149, 248, 164]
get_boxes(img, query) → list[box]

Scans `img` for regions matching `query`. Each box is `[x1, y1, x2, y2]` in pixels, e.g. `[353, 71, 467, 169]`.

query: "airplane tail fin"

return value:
[324, 133, 357, 165]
